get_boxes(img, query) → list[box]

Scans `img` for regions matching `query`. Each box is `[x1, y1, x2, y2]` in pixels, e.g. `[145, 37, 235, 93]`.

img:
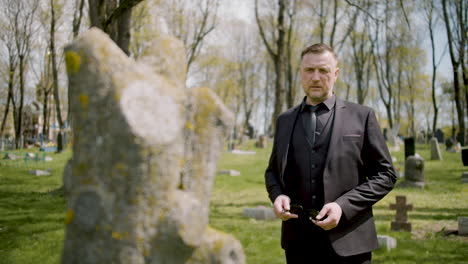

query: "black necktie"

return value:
[310, 105, 318, 146]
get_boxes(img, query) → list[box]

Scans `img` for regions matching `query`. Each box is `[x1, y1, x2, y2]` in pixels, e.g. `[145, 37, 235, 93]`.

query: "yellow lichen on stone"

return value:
[112, 231, 122, 240]
[185, 121, 194, 130]
[65, 51, 81, 74]
[212, 238, 224, 253]
[114, 92, 121, 101]
[115, 162, 126, 171]
[78, 94, 89, 109]
[194, 87, 216, 134]
[64, 210, 74, 224]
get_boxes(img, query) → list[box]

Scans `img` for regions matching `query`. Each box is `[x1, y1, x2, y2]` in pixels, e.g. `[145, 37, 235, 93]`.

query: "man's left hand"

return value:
[312, 202, 342, 230]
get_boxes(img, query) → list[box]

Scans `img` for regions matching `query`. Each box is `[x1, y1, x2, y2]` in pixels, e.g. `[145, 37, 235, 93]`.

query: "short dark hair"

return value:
[300, 43, 338, 62]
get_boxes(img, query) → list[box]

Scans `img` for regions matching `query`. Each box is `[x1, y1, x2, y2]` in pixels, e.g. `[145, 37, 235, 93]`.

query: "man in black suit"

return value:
[265, 43, 396, 263]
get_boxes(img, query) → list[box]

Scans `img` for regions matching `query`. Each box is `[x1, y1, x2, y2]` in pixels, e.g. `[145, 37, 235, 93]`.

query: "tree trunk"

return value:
[50, 0, 65, 152]
[15, 55, 25, 149]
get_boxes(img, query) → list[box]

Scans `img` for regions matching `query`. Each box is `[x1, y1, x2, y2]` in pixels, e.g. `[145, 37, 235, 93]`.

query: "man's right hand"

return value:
[273, 195, 299, 221]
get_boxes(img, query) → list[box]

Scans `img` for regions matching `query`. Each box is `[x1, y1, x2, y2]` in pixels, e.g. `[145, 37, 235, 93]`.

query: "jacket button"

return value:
[311, 164, 316, 169]
[312, 195, 316, 199]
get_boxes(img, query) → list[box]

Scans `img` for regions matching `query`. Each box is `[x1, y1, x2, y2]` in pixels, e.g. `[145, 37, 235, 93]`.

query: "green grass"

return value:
[1, 143, 467, 263]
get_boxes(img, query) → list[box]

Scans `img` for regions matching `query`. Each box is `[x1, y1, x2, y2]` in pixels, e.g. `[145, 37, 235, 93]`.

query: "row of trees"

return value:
[0, 0, 466, 149]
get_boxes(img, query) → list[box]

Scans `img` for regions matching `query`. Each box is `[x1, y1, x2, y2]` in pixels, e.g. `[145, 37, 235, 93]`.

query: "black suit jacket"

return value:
[265, 97, 397, 256]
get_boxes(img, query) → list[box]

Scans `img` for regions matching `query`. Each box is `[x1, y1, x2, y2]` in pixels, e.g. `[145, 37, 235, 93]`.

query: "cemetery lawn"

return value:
[0, 143, 467, 263]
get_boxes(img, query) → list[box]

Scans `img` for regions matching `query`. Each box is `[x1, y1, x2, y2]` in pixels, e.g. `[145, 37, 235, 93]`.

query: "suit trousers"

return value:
[284, 219, 371, 264]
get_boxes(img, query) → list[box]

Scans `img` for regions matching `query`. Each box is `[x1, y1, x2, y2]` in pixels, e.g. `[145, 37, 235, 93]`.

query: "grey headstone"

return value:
[231, 149, 256, 155]
[27, 153, 35, 158]
[243, 207, 276, 220]
[458, 217, 468, 235]
[3, 153, 19, 160]
[29, 169, 51, 176]
[45, 156, 53, 162]
[218, 169, 241, 176]
[0, 138, 4, 151]
[377, 235, 397, 251]
[435, 129, 445, 143]
[430, 137, 443, 160]
[462, 172, 468, 184]
[400, 155, 425, 188]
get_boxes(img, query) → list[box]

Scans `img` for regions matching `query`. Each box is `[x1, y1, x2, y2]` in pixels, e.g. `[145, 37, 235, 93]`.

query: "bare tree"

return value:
[88, 0, 146, 55]
[0, 8, 18, 137]
[1, 0, 39, 148]
[441, 0, 467, 144]
[423, 0, 447, 134]
[348, 2, 373, 105]
[155, 0, 219, 74]
[73, 0, 86, 38]
[255, 0, 286, 131]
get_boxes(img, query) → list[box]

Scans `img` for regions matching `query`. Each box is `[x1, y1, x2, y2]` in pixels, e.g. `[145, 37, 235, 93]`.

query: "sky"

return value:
[219, 0, 454, 82]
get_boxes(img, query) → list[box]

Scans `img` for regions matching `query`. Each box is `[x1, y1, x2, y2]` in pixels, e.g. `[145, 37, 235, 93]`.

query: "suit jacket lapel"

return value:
[279, 105, 301, 181]
[323, 98, 346, 189]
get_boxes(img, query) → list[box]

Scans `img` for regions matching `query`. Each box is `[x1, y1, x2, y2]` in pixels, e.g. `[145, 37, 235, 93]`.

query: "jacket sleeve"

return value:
[335, 109, 397, 220]
[265, 117, 285, 203]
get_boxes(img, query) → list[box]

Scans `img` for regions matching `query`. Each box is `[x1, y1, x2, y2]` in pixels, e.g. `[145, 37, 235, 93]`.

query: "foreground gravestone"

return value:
[62, 28, 245, 264]
[430, 137, 443, 160]
[458, 217, 468, 235]
[400, 155, 425, 188]
[390, 196, 413, 232]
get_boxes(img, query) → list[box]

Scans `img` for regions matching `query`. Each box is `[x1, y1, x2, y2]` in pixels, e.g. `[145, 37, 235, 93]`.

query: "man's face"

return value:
[300, 51, 339, 105]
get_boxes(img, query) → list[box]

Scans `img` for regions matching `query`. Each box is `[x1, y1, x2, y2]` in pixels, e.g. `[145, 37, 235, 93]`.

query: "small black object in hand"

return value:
[289, 204, 319, 220]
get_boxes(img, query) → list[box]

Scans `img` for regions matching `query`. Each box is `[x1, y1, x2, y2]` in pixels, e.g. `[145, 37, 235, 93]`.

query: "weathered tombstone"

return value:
[458, 217, 468, 236]
[435, 129, 445, 143]
[218, 169, 241, 177]
[61, 28, 245, 264]
[400, 155, 425, 188]
[57, 131, 64, 153]
[404, 137, 415, 159]
[462, 148, 468, 166]
[430, 137, 443, 160]
[29, 169, 51, 176]
[377, 235, 397, 251]
[242, 206, 276, 220]
[3, 153, 19, 160]
[445, 138, 455, 152]
[390, 196, 413, 232]
[255, 135, 268, 149]
[0, 138, 4, 151]
[461, 172, 468, 184]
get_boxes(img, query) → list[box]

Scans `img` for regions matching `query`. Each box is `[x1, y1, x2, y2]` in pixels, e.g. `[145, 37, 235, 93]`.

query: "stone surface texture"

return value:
[61, 28, 245, 264]
[400, 155, 425, 188]
[458, 217, 468, 235]
[377, 235, 397, 251]
[390, 196, 413, 232]
[430, 137, 443, 160]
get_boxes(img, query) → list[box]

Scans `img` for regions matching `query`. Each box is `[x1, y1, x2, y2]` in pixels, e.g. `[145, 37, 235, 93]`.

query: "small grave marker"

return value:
[390, 196, 413, 232]
[458, 217, 468, 236]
